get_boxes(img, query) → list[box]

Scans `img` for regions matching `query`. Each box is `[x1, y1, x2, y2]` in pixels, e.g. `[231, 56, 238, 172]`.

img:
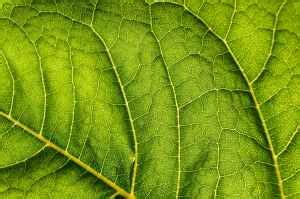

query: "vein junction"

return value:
[174, 1, 287, 198]
[0, 111, 134, 199]
[147, 1, 289, 197]
[0, 1, 292, 198]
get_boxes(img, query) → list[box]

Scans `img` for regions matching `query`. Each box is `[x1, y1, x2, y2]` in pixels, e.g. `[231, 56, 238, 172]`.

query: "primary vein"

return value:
[157, 2, 286, 198]
[25, 10, 139, 197]
[4, 10, 139, 198]
[0, 111, 133, 199]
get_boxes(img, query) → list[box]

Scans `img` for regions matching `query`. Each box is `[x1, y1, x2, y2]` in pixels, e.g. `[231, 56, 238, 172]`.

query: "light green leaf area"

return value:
[0, 0, 299, 198]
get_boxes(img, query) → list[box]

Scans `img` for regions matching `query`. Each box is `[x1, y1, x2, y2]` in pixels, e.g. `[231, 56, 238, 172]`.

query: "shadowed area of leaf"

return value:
[0, 0, 299, 198]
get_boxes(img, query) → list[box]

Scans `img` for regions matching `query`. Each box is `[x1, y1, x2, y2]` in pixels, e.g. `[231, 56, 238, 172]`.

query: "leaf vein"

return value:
[153, 2, 287, 198]
[149, 5, 182, 198]
[0, 50, 15, 116]
[90, 16, 138, 197]
[0, 111, 133, 198]
[251, 0, 287, 84]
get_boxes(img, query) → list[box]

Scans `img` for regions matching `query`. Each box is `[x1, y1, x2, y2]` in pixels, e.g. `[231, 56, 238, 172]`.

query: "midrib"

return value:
[223, 41, 286, 199]
[1, 10, 140, 199]
[160, 1, 286, 198]
[0, 111, 133, 199]
[0, 2, 288, 198]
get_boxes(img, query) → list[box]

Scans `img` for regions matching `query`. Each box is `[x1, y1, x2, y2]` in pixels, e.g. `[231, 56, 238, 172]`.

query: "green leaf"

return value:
[0, 0, 299, 198]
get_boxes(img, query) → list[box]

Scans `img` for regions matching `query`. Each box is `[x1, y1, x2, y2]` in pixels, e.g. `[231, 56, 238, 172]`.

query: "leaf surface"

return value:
[0, 0, 299, 198]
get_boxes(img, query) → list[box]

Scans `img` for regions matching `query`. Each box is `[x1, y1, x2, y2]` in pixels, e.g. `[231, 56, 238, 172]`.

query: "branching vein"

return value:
[66, 30, 76, 152]
[90, 17, 138, 198]
[251, 0, 287, 84]
[149, 6, 182, 199]
[0, 51, 15, 116]
[0, 111, 132, 199]
[157, 1, 287, 198]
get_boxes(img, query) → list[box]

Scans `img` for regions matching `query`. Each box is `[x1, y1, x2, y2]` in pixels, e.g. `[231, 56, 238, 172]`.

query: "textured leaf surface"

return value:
[0, 0, 299, 198]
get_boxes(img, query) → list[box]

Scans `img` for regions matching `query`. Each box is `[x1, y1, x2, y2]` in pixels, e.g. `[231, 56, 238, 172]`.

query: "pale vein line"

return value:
[251, 0, 287, 84]
[0, 143, 47, 169]
[66, 30, 76, 152]
[34, 42, 47, 134]
[179, 88, 249, 109]
[0, 111, 132, 199]
[286, 192, 300, 198]
[224, 26, 287, 199]
[155, 1, 287, 198]
[0, 51, 15, 116]
[277, 126, 299, 157]
[149, 6, 182, 199]
[90, 19, 138, 197]
[283, 169, 300, 182]
[179, 89, 216, 109]
[224, 0, 236, 40]
[259, 86, 286, 106]
[79, 78, 101, 159]
[90, 0, 99, 26]
[23, 11, 138, 197]
[3, 18, 47, 134]
[214, 90, 222, 199]
[110, 192, 120, 198]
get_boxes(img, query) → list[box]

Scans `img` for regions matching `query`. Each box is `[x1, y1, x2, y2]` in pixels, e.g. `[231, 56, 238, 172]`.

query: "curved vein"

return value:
[149, 6, 182, 198]
[218, 20, 287, 199]
[90, 20, 139, 197]
[3, 17, 47, 134]
[214, 91, 222, 199]
[15, 10, 138, 198]
[0, 51, 15, 116]
[251, 0, 287, 84]
[154, 1, 286, 198]
[224, 0, 236, 40]
[277, 126, 299, 157]
[66, 30, 76, 151]
[33, 41, 47, 134]
[0, 111, 132, 199]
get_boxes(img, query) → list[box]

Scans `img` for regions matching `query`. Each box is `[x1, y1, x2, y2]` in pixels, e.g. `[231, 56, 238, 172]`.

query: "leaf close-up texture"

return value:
[0, 0, 300, 198]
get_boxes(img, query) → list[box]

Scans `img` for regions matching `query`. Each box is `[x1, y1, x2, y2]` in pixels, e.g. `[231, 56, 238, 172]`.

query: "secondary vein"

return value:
[0, 51, 15, 116]
[6, 10, 138, 198]
[0, 111, 132, 199]
[149, 6, 182, 198]
[157, 2, 287, 198]
[66, 29, 76, 152]
[251, 0, 287, 84]
[90, 23, 139, 197]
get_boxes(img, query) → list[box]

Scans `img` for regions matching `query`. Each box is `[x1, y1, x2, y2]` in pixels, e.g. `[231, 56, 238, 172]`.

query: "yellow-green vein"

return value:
[0, 111, 133, 199]
[90, 18, 139, 198]
[154, 1, 287, 198]
[149, 5, 182, 199]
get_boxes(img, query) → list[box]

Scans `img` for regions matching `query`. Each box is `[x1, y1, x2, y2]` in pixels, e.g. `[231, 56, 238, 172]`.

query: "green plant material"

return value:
[0, 0, 299, 198]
